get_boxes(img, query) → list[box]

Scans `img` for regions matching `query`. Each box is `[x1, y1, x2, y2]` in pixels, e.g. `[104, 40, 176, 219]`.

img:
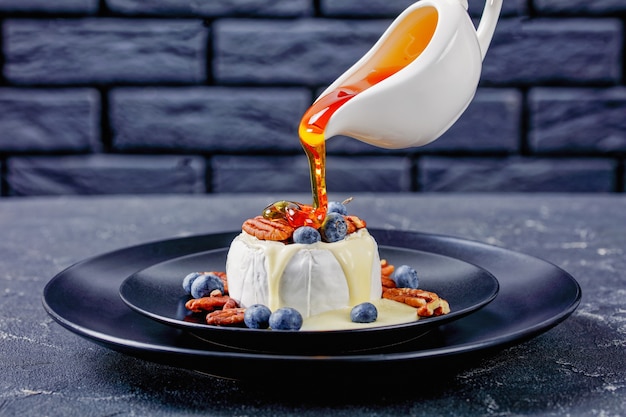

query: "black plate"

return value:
[119, 246, 499, 354]
[42, 230, 581, 382]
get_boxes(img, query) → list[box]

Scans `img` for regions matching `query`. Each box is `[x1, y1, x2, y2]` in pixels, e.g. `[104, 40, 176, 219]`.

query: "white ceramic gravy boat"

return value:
[318, 0, 503, 149]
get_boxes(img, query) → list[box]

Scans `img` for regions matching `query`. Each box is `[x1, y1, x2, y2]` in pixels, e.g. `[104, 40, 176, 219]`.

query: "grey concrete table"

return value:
[1, 193, 624, 416]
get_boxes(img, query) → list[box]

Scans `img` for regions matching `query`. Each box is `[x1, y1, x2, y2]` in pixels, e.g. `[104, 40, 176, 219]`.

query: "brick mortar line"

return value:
[0, 14, 389, 22]
[205, 21, 215, 85]
[0, 84, 620, 91]
[2, 13, 625, 20]
[14, 82, 626, 92]
[0, 18, 5, 86]
[0, 158, 7, 196]
[613, 158, 626, 193]
[204, 156, 213, 193]
[526, 0, 537, 17]
[0, 14, 212, 20]
[22, 150, 615, 159]
[519, 87, 531, 156]
[0, 83, 319, 89]
[99, 87, 112, 152]
[0, 82, 211, 89]
[410, 155, 420, 192]
[98, 0, 109, 15]
[312, 0, 322, 18]
[622, 17, 626, 85]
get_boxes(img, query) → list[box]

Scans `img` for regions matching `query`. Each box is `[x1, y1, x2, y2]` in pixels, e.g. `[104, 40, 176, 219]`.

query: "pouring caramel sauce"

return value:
[264, 6, 438, 228]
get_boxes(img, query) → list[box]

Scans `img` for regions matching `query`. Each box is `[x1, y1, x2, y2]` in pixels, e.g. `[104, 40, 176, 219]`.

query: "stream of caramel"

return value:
[270, 6, 438, 227]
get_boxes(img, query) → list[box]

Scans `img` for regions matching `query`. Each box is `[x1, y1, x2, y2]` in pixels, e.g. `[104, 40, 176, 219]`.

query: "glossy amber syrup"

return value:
[270, 7, 438, 228]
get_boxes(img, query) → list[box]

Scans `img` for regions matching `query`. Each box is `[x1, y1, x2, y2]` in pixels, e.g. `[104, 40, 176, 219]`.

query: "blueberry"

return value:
[182, 272, 202, 294]
[269, 307, 303, 331]
[320, 212, 347, 243]
[244, 304, 272, 329]
[293, 226, 322, 244]
[392, 265, 419, 289]
[350, 302, 378, 323]
[327, 201, 348, 216]
[190, 273, 225, 298]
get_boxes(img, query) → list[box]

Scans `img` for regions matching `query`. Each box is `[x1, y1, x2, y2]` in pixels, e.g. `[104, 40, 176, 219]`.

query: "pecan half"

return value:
[242, 216, 294, 241]
[417, 298, 451, 317]
[382, 287, 439, 307]
[185, 296, 238, 313]
[380, 259, 396, 288]
[206, 308, 246, 326]
[344, 215, 367, 234]
[381, 276, 396, 288]
[382, 287, 450, 317]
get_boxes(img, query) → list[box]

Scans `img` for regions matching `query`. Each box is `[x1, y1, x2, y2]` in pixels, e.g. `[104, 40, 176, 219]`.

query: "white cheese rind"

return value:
[226, 229, 382, 318]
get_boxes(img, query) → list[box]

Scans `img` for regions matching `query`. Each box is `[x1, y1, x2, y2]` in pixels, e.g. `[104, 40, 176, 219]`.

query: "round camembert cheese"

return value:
[226, 228, 382, 319]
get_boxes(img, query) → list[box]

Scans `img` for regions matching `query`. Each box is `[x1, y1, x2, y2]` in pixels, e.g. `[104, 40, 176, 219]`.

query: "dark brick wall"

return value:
[0, 0, 624, 196]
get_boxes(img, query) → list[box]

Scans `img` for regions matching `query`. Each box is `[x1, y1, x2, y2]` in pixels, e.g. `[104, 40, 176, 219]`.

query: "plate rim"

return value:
[42, 229, 582, 364]
[118, 245, 500, 338]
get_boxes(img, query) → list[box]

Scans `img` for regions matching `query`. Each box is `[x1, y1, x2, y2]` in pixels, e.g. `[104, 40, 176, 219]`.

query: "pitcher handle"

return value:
[475, 0, 503, 60]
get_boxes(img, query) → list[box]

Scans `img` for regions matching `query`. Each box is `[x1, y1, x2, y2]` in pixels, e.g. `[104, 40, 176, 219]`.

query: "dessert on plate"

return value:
[182, 198, 450, 331]
[227, 210, 381, 321]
